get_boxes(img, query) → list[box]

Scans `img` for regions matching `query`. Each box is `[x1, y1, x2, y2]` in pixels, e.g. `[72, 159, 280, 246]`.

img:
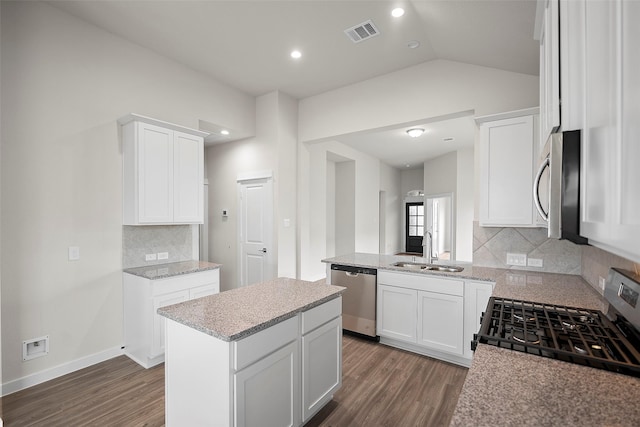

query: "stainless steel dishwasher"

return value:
[330, 264, 378, 339]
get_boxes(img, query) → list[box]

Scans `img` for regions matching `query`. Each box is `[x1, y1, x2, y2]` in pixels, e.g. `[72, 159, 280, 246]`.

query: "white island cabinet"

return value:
[159, 278, 344, 427]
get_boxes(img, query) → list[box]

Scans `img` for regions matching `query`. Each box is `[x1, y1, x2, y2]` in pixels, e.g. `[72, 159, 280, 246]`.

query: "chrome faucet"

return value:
[424, 231, 438, 264]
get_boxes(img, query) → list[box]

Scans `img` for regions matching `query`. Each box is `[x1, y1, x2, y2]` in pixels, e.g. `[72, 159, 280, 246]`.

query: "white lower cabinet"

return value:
[377, 284, 417, 343]
[165, 296, 342, 427]
[377, 270, 493, 366]
[235, 341, 299, 427]
[417, 291, 464, 355]
[123, 268, 220, 368]
[302, 316, 342, 422]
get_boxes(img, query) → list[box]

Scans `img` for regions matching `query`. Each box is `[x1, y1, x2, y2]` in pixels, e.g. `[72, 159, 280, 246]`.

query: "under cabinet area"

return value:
[123, 268, 220, 368]
[477, 109, 541, 228]
[377, 270, 492, 367]
[120, 114, 206, 225]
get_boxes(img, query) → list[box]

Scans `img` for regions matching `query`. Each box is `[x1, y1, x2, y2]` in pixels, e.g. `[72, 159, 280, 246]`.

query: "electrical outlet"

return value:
[68, 246, 80, 261]
[145, 253, 157, 261]
[527, 258, 543, 267]
[157, 252, 169, 260]
[599, 276, 606, 291]
[506, 253, 527, 266]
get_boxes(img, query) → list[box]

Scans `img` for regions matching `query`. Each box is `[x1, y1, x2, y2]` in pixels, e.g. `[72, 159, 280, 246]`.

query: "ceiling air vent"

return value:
[344, 19, 380, 43]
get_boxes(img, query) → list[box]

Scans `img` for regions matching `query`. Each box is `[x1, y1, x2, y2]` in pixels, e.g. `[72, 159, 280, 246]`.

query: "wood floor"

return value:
[0, 335, 467, 426]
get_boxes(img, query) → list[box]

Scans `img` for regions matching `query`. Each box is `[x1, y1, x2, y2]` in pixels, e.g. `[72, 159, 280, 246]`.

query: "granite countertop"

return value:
[451, 268, 640, 426]
[322, 252, 497, 282]
[158, 277, 345, 342]
[325, 253, 640, 425]
[123, 260, 221, 280]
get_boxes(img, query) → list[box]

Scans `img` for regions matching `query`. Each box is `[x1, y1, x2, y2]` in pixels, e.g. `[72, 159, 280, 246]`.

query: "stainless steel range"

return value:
[472, 268, 640, 377]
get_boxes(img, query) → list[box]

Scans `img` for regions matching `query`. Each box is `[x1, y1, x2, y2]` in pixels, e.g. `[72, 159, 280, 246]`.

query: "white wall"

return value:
[205, 91, 297, 291]
[0, 1, 254, 390]
[456, 148, 475, 261]
[298, 59, 539, 143]
[380, 163, 401, 255]
[334, 161, 356, 256]
[299, 140, 381, 280]
[401, 168, 425, 197]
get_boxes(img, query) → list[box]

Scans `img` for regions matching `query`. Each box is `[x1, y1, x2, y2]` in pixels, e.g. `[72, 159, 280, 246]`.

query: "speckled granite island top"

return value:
[158, 277, 345, 341]
[123, 260, 221, 280]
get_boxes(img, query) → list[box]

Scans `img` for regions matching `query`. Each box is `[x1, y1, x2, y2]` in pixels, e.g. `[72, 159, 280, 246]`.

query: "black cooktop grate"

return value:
[473, 298, 640, 377]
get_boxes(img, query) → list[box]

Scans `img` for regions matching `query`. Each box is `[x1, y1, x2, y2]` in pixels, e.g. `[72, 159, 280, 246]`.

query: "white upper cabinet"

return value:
[477, 109, 540, 228]
[578, 0, 640, 263]
[538, 0, 561, 146]
[120, 114, 206, 225]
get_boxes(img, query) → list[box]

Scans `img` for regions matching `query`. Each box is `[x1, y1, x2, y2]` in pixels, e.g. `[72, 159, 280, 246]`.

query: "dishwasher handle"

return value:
[330, 264, 377, 276]
[346, 271, 359, 277]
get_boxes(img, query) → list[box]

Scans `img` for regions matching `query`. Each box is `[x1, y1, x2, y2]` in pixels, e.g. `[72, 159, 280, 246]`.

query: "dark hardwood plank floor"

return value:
[0, 335, 467, 426]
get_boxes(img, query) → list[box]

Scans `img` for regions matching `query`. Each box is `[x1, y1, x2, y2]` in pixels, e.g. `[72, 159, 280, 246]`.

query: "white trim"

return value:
[117, 113, 209, 137]
[236, 170, 273, 182]
[474, 107, 540, 125]
[2, 346, 124, 396]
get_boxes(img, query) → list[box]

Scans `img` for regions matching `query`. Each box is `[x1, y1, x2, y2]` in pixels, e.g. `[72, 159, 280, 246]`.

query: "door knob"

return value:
[260, 248, 267, 253]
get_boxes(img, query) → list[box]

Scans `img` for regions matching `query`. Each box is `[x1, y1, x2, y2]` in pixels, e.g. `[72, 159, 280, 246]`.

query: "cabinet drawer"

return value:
[234, 316, 298, 371]
[151, 269, 219, 296]
[301, 297, 342, 335]
[378, 271, 463, 296]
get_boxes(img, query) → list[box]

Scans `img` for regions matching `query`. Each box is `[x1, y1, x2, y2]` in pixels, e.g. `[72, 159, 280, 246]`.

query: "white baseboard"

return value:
[2, 346, 124, 396]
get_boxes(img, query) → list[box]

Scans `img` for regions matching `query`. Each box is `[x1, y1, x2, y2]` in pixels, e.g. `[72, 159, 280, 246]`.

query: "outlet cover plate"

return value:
[145, 253, 157, 261]
[506, 253, 527, 266]
[527, 258, 543, 267]
[157, 252, 169, 260]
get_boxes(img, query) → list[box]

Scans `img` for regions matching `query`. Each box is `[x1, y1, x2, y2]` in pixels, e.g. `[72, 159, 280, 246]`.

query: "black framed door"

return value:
[405, 202, 424, 253]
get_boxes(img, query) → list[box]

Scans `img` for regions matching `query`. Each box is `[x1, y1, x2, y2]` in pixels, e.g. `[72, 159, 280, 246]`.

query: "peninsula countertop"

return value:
[158, 277, 345, 342]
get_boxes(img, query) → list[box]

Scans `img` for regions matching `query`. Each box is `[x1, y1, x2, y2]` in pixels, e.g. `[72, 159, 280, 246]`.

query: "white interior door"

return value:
[238, 176, 274, 287]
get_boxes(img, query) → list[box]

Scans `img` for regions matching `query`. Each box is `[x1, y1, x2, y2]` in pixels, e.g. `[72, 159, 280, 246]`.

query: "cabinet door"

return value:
[137, 122, 174, 223]
[540, 0, 560, 145]
[479, 115, 535, 227]
[151, 290, 189, 357]
[377, 284, 417, 343]
[417, 291, 464, 355]
[235, 340, 300, 427]
[173, 131, 204, 223]
[302, 317, 342, 422]
[463, 281, 494, 359]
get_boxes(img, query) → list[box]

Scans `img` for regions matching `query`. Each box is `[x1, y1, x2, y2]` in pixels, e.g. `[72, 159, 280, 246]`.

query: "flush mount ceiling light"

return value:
[220, 130, 230, 136]
[406, 128, 425, 138]
[391, 7, 405, 17]
[290, 50, 302, 59]
[407, 40, 420, 49]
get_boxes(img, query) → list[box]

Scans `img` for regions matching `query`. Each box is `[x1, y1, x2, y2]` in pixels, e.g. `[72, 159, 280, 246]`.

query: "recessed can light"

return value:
[290, 50, 302, 59]
[392, 8, 405, 17]
[220, 130, 230, 136]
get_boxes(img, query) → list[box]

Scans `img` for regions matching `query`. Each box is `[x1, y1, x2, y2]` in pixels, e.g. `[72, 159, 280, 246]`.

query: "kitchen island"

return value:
[158, 277, 345, 427]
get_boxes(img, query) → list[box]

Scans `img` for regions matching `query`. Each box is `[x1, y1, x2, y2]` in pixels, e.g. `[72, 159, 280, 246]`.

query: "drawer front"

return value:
[234, 316, 298, 371]
[151, 269, 219, 296]
[301, 297, 342, 335]
[378, 271, 463, 296]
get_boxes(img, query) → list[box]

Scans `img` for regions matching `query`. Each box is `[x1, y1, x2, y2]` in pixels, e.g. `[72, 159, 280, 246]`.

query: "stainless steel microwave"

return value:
[533, 130, 588, 244]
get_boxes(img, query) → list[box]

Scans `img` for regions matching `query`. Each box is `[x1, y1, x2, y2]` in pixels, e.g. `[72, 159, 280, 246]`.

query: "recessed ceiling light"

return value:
[443, 137, 455, 142]
[406, 128, 425, 138]
[405, 164, 411, 168]
[290, 50, 302, 59]
[407, 40, 420, 49]
[220, 130, 230, 136]
[392, 8, 405, 17]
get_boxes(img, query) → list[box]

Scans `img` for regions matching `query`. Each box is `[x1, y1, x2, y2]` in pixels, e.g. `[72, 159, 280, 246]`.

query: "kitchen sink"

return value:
[390, 262, 464, 273]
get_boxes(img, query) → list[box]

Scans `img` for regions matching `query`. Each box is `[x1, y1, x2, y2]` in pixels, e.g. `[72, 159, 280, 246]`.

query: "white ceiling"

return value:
[49, 0, 538, 168]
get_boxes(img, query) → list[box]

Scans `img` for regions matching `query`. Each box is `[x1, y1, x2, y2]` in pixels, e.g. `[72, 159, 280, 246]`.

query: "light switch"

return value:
[284, 218, 291, 227]
[68, 246, 80, 261]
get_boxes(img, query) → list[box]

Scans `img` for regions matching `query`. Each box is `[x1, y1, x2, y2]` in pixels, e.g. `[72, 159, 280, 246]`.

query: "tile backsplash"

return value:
[473, 221, 582, 274]
[581, 245, 640, 294]
[123, 225, 195, 269]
